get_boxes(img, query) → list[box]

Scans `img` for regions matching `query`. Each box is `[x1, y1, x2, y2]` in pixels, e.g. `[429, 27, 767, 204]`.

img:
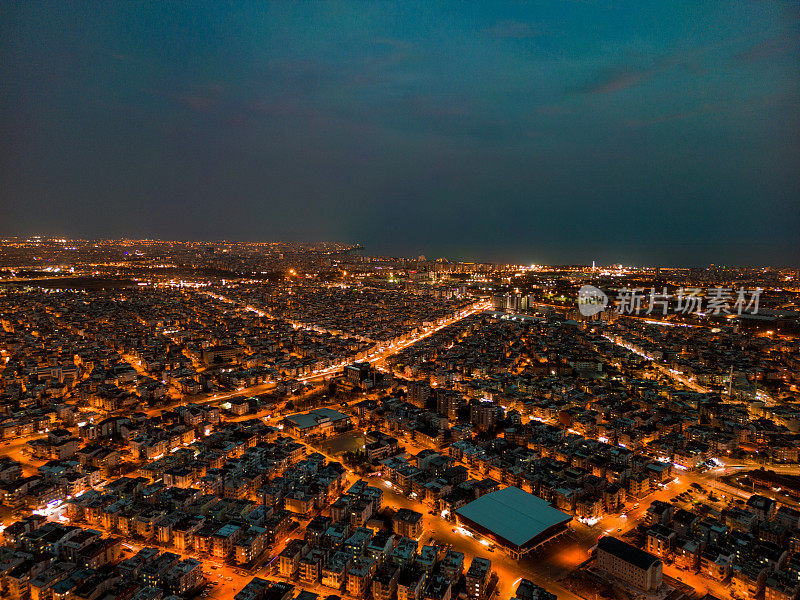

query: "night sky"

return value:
[2, 2, 799, 265]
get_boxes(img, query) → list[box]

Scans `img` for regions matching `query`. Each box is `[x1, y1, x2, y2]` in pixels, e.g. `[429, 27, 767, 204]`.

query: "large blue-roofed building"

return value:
[455, 486, 572, 559]
[282, 408, 351, 438]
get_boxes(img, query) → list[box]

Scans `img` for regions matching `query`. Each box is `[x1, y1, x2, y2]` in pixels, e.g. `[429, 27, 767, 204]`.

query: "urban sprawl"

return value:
[0, 238, 799, 600]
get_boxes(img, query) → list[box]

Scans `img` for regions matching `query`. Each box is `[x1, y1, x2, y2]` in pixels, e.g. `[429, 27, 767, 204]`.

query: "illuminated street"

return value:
[1, 4, 798, 598]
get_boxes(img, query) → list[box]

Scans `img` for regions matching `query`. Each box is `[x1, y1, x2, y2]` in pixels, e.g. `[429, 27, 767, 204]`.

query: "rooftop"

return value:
[597, 536, 661, 571]
[455, 486, 571, 548]
[284, 408, 349, 430]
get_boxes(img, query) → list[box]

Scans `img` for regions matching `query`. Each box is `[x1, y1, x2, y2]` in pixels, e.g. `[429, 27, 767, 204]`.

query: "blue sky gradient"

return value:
[2, 2, 798, 265]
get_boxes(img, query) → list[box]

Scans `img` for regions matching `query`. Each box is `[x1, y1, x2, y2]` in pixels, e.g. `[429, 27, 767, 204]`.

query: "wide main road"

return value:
[116, 298, 493, 420]
[204, 289, 491, 385]
[299, 298, 491, 384]
[97, 294, 490, 435]
[602, 333, 709, 393]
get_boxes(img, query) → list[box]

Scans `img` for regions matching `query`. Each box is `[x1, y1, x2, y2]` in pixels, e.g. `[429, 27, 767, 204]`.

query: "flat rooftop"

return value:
[284, 408, 349, 430]
[455, 486, 571, 549]
[597, 536, 661, 570]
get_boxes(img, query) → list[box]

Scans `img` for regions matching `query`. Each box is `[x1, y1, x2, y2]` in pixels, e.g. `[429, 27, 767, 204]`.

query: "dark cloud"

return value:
[569, 67, 652, 95]
[486, 20, 543, 40]
[734, 35, 796, 64]
[624, 104, 718, 127]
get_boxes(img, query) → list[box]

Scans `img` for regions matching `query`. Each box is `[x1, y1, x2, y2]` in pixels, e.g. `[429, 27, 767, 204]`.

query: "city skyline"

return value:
[2, 2, 799, 265]
[2, 234, 798, 270]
